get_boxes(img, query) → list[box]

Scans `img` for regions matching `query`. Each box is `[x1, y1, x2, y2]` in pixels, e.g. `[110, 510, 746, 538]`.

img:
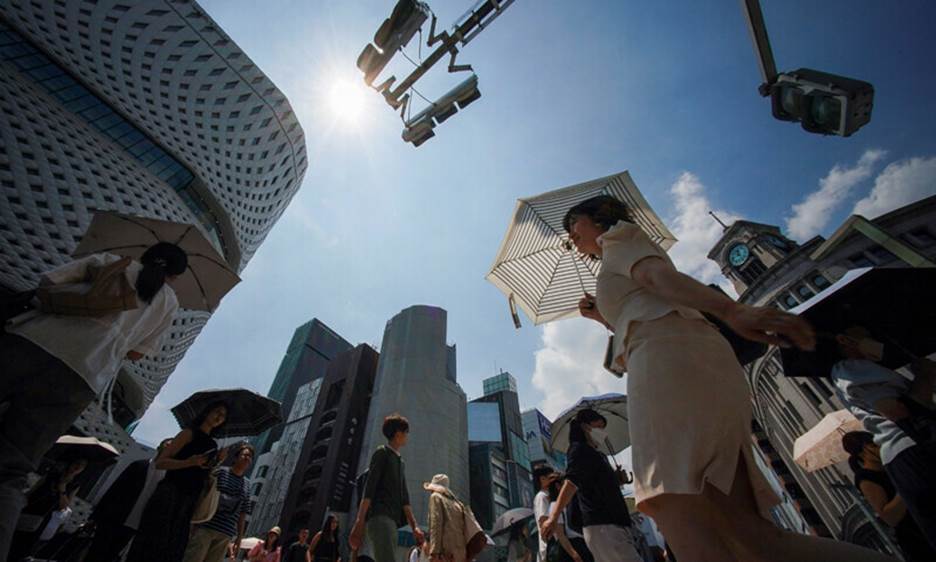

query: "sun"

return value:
[327, 78, 367, 124]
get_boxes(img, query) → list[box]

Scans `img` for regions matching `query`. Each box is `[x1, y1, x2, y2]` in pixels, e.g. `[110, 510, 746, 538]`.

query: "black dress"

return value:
[127, 429, 216, 562]
[854, 467, 936, 562]
[313, 536, 339, 562]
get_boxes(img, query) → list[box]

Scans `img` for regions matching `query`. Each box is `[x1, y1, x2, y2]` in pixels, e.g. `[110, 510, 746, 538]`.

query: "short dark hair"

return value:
[532, 465, 555, 489]
[234, 442, 255, 458]
[562, 195, 633, 234]
[842, 431, 874, 457]
[574, 408, 607, 427]
[382, 414, 410, 440]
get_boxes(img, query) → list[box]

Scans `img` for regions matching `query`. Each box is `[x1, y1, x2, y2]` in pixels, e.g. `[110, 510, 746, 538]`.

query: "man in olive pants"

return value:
[349, 414, 424, 562]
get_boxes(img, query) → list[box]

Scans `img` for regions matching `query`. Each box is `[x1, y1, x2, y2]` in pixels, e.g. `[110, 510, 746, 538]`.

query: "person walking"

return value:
[349, 414, 424, 562]
[542, 411, 640, 562]
[248, 527, 282, 562]
[843, 431, 936, 562]
[85, 438, 173, 562]
[0, 242, 186, 561]
[832, 327, 936, 548]
[310, 515, 342, 562]
[9, 457, 87, 561]
[424, 473, 477, 562]
[558, 195, 897, 562]
[283, 528, 311, 562]
[183, 443, 254, 562]
[127, 402, 229, 562]
[532, 466, 584, 562]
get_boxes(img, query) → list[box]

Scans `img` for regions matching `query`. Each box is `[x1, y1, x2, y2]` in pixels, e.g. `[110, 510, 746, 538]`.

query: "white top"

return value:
[533, 491, 570, 562]
[39, 507, 72, 541]
[832, 359, 916, 465]
[596, 221, 704, 371]
[125, 459, 166, 530]
[8, 253, 179, 395]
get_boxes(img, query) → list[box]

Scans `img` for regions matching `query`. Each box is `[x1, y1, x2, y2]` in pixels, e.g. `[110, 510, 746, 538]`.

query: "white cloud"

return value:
[666, 172, 742, 293]
[785, 149, 886, 240]
[852, 155, 936, 218]
[530, 318, 624, 420]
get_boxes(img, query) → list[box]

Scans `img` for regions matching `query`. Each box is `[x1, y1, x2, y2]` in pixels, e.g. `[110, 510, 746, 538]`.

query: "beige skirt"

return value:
[625, 312, 779, 519]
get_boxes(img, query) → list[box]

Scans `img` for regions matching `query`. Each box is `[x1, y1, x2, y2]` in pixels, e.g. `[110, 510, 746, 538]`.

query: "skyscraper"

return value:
[0, 0, 306, 524]
[468, 373, 534, 530]
[521, 408, 566, 471]
[253, 319, 353, 456]
[356, 305, 469, 532]
[278, 344, 379, 538]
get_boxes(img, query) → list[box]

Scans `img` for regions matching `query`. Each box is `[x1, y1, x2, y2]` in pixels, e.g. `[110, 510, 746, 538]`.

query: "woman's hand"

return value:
[187, 452, 212, 468]
[541, 514, 559, 541]
[578, 293, 607, 325]
[722, 303, 815, 350]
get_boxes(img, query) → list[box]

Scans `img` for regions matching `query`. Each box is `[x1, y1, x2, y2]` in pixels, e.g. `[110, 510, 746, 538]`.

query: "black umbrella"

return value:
[780, 267, 936, 378]
[171, 388, 283, 438]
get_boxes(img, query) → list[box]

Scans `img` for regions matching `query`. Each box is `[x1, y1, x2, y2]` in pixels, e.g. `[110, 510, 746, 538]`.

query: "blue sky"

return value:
[134, 0, 936, 445]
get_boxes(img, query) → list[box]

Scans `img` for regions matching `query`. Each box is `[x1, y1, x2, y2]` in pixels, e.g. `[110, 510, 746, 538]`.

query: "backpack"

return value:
[36, 256, 139, 317]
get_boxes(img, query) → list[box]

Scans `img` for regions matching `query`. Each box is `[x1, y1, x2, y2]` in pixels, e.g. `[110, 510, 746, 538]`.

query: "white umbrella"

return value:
[550, 393, 630, 456]
[51, 435, 119, 463]
[793, 409, 864, 472]
[72, 210, 240, 311]
[487, 170, 675, 326]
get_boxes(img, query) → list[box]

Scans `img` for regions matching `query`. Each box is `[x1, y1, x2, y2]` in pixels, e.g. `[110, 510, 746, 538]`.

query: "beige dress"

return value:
[595, 221, 779, 518]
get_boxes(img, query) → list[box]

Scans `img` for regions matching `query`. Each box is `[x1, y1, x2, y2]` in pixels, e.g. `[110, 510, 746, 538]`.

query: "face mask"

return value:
[588, 427, 609, 444]
[857, 337, 884, 361]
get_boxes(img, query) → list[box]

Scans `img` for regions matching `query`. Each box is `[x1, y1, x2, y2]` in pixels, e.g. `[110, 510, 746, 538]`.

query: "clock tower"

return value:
[707, 220, 799, 296]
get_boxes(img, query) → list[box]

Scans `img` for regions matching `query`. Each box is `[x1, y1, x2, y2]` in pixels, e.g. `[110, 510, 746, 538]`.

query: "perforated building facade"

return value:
[0, 0, 306, 471]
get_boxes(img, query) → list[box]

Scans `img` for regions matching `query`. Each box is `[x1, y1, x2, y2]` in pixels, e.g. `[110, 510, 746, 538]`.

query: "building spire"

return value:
[709, 211, 730, 232]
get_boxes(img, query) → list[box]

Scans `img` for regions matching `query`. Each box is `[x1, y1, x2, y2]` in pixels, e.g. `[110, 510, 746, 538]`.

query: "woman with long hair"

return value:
[310, 514, 342, 562]
[543, 195, 895, 562]
[0, 242, 187, 561]
[127, 401, 228, 562]
[843, 431, 936, 562]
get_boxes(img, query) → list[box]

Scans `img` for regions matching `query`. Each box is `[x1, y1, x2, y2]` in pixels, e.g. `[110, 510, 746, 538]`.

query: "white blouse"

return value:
[596, 221, 704, 371]
[9, 252, 179, 394]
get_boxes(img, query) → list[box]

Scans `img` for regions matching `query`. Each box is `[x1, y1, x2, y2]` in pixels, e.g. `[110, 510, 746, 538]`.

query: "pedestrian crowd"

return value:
[1, 196, 934, 562]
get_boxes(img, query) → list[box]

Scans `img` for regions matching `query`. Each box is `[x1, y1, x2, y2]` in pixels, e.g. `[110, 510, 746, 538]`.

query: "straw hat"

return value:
[423, 474, 451, 495]
[269, 526, 282, 536]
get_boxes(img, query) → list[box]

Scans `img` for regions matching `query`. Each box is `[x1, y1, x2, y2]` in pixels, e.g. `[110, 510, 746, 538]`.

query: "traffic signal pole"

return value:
[740, 0, 778, 95]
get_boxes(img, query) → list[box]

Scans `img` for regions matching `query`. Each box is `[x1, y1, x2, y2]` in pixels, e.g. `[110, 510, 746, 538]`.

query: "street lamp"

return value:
[740, 0, 874, 137]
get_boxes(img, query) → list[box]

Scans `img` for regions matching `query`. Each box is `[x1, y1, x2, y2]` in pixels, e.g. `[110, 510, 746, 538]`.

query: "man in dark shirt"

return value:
[349, 414, 424, 562]
[284, 528, 311, 562]
[542, 409, 641, 562]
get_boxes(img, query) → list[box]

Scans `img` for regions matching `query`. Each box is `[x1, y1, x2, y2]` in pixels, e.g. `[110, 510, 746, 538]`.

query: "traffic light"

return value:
[356, 0, 429, 87]
[401, 75, 481, 146]
[769, 68, 873, 137]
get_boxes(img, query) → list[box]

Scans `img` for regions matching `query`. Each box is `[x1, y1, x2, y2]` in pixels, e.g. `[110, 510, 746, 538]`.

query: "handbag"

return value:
[191, 469, 221, 524]
[36, 256, 138, 317]
[703, 284, 768, 366]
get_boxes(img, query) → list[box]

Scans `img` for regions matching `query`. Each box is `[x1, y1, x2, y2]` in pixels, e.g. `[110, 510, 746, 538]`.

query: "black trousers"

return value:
[85, 522, 136, 562]
[886, 442, 936, 552]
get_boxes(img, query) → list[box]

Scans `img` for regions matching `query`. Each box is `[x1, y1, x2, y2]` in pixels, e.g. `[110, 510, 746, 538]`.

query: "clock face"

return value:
[728, 243, 750, 267]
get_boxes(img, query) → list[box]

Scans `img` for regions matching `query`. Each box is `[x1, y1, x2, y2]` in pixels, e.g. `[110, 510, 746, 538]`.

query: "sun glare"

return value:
[327, 78, 367, 124]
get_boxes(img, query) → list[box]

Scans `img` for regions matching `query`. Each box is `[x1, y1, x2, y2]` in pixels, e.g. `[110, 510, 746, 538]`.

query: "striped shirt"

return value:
[199, 468, 252, 538]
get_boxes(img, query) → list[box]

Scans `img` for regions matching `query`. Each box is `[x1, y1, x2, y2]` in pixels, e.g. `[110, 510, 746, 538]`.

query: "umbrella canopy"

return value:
[490, 507, 534, 537]
[239, 537, 261, 550]
[793, 409, 864, 472]
[50, 435, 120, 463]
[487, 171, 676, 326]
[780, 267, 936, 378]
[171, 388, 283, 438]
[72, 210, 240, 312]
[550, 393, 630, 455]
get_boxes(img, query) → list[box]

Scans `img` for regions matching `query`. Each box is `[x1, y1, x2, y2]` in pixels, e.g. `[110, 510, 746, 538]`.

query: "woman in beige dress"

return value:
[561, 195, 895, 562]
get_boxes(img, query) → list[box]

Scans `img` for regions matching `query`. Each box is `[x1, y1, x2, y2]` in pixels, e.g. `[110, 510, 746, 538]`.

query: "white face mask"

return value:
[588, 427, 609, 445]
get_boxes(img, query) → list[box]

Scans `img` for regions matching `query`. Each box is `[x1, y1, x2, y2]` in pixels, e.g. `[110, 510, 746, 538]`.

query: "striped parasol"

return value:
[486, 170, 676, 326]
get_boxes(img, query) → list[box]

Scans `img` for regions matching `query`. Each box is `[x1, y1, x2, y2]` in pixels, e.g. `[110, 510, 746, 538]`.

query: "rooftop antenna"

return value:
[709, 211, 730, 232]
